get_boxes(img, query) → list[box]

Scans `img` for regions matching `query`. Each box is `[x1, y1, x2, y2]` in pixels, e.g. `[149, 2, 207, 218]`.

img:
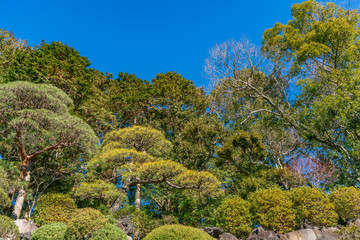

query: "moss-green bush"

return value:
[216, 196, 252, 238]
[0, 215, 19, 240]
[90, 223, 127, 240]
[331, 186, 360, 223]
[33, 193, 76, 226]
[290, 186, 338, 227]
[31, 222, 66, 240]
[249, 188, 296, 234]
[64, 208, 108, 240]
[143, 224, 214, 240]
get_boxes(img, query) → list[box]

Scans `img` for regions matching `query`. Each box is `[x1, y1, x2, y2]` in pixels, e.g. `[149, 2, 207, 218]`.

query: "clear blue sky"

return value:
[1, 0, 301, 88]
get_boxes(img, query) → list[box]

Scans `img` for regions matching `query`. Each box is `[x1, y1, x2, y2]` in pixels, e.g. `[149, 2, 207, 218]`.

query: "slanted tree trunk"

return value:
[13, 169, 31, 219]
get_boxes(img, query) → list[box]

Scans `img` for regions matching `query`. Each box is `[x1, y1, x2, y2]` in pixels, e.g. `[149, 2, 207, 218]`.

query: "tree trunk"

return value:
[135, 183, 141, 210]
[13, 169, 30, 219]
[13, 189, 26, 219]
[110, 198, 122, 213]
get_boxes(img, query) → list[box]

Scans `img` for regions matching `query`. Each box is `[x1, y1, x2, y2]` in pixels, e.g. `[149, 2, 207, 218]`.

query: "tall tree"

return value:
[151, 72, 208, 139]
[0, 81, 98, 218]
[262, 0, 360, 184]
[86, 126, 222, 212]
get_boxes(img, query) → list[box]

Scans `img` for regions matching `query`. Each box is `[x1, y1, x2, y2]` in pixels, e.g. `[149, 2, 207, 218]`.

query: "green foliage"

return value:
[0, 215, 19, 240]
[249, 188, 296, 234]
[216, 196, 252, 239]
[64, 208, 108, 240]
[172, 115, 224, 171]
[143, 224, 214, 240]
[331, 186, 360, 223]
[290, 186, 338, 227]
[90, 223, 128, 240]
[151, 71, 208, 140]
[0, 81, 99, 158]
[33, 193, 76, 226]
[31, 222, 67, 240]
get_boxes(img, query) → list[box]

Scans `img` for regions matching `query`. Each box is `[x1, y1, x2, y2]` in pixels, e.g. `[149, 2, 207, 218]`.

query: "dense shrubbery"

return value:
[90, 223, 127, 240]
[290, 186, 338, 227]
[216, 196, 252, 238]
[33, 193, 76, 226]
[31, 222, 67, 240]
[143, 224, 214, 240]
[249, 188, 296, 234]
[0, 215, 19, 240]
[64, 208, 108, 239]
[331, 186, 360, 223]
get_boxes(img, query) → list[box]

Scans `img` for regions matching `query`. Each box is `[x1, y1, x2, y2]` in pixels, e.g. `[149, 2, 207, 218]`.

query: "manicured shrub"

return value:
[90, 223, 128, 240]
[64, 208, 108, 240]
[31, 222, 66, 240]
[0, 215, 19, 240]
[143, 224, 214, 240]
[290, 186, 338, 227]
[249, 188, 296, 234]
[33, 193, 76, 226]
[331, 186, 360, 223]
[216, 196, 252, 238]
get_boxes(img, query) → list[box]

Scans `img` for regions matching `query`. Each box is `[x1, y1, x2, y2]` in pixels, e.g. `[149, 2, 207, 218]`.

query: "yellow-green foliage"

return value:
[33, 193, 76, 226]
[331, 186, 360, 222]
[143, 224, 215, 240]
[64, 208, 108, 239]
[31, 222, 66, 240]
[90, 223, 128, 240]
[75, 180, 127, 208]
[290, 186, 338, 227]
[216, 196, 252, 239]
[102, 125, 172, 157]
[0, 215, 19, 240]
[249, 188, 296, 234]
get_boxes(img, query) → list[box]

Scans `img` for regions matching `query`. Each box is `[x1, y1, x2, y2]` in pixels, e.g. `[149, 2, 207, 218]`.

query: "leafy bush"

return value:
[336, 223, 360, 240]
[143, 224, 214, 240]
[0, 187, 10, 208]
[90, 223, 128, 240]
[131, 209, 160, 239]
[216, 196, 252, 238]
[331, 186, 360, 223]
[290, 186, 338, 227]
[64, 208, 108, 239]
[31, 222, 66, 240]
[249, 188, 296, 234]
[0, 215, 19, 240]
[33, 193, 76, 226]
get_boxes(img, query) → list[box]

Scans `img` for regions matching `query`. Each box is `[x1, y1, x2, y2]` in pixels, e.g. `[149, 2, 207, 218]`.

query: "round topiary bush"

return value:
[33, 193, 76, 226]
[249, 188, 296, 234]
[0, 215, 19, 240]
[90, 223, 128, 240]
[64, 208, 108, 240]
[31, 222, 66, 240]
[290, 186, 338, 227]
[216, 196, 252, 239]
[331, 186, 360, 223]
[143, 225, 214, 240]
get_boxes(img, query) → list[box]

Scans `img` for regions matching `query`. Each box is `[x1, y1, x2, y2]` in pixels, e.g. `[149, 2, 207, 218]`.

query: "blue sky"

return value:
[1, 0, 301, 88]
